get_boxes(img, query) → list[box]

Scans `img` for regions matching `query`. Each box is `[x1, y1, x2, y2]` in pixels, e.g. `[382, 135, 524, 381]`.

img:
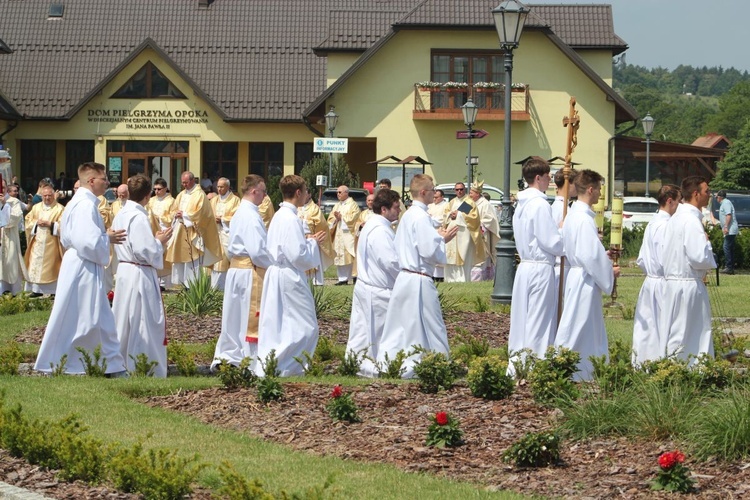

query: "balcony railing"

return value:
[413, 84, 530, 121]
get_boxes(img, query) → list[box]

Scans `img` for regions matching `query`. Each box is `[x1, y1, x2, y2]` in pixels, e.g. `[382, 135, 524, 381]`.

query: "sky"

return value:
[530, 0, 750, 73]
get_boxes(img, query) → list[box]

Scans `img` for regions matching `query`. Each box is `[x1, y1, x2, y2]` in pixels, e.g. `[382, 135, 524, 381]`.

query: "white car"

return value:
[605, 196, 659, 230]
[435, 183, 504, 213]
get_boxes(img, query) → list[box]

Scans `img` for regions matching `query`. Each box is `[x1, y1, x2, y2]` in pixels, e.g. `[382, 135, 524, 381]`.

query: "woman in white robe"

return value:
[112, 175, 172, 377]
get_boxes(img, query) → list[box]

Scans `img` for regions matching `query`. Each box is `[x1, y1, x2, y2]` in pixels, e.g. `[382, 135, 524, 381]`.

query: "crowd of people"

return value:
[0, 159, 720, 379]
[508, 158, 717, 381]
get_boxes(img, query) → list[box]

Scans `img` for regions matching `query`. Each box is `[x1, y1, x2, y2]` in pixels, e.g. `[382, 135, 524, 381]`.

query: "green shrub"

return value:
[217, 358, 258, 389]
[50, 354, 68, 377]
[628, 381, 699, 440]
[413, 351, 458, 394]
[502, 430, 561, 467]
[591, 340, 637, 395]
[129, 353, 158, 377]
[529, 346, 580, 406]
[314, 335, 341, 363]
[259, 349, 280, 378]
[0, 341, 22, 375]
[167, 270, 222, 316]
[691, 353, 735, 390]
[508, 348, 536, 380]
[216, 461, 276, 500]
[0, 292, 53, 315]
[559, 390, 634, 439]
[638, 357, 692, 387]
[75, 345, 107, 377]
[467, 356, 514, 400]
[337, 348, 367, 377]
[472, 296, 489, 313]
[294, 351, 326, 377]
[450, 328, 490, 366]
[109, 441, 205, 499]
[167, 342, 198, 377]
[257, 377, 283, 404]
[376, 350, 408, 379]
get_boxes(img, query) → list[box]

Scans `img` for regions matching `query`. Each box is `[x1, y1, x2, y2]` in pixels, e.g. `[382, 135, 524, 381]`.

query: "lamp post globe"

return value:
[462, 98, 478, 187]
[490, 0, 529, 305]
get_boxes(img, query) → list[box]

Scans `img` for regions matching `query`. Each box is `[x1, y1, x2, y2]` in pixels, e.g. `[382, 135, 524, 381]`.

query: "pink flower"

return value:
[330, 385, 343, 399]
[435, 412, 449, 426]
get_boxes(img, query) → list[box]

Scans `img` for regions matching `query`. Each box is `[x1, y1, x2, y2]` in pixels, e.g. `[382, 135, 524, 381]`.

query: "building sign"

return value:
[87, 108, 209, 130]
[313, 137, 348, 153]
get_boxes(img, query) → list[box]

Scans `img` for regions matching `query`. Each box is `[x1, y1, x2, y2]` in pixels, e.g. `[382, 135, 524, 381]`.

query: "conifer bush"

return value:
[467, 356, 514, 400]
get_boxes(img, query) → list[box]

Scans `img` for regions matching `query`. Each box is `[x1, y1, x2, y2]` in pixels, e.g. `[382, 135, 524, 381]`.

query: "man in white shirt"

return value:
[346, 188, 401, 377]
[660, 176, 716, 365]
[378, 175, 458, 378]
[632, 184, 681, 366]
[508, 158, 564, 376]
[35, 162, 128, 376]
[555, 169, 619, 381]
[255, 175, 326, 376]
[212, 175, 272, 372]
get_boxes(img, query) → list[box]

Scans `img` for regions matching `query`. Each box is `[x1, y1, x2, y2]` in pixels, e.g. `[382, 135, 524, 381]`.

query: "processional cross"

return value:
[557, 97, 580, 323]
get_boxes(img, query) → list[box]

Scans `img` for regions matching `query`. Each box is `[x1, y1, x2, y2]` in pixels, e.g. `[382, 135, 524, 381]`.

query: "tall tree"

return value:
[711, 120, 750, 190]
[705, 82, 750, 140]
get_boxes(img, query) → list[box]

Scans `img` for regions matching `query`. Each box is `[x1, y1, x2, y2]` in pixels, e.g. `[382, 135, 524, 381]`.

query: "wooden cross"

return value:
[558, 97, 580, 324]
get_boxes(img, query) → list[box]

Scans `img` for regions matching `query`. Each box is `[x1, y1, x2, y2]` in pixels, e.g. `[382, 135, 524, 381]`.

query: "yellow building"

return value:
[0, 0, 636, 198]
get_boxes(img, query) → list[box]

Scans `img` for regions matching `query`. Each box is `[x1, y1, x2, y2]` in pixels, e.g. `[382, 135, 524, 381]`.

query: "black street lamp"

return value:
[491, 0, 529, 305]
[641, 113, 655, 197]
[325, 106, 339, 187]
[461, 98, 479, 187]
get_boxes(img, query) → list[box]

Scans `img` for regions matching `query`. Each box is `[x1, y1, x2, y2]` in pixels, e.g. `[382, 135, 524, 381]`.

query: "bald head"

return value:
[116, 184, 129, 201]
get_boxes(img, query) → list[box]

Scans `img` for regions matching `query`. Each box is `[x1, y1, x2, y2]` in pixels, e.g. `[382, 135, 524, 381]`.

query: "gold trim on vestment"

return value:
[229, 256, 266, 343]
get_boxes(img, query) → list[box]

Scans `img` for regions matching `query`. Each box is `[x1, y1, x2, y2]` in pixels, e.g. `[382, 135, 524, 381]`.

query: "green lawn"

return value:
[3, 269, 749, 497]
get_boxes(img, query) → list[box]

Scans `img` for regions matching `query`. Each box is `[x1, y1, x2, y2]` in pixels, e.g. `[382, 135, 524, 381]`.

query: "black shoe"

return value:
[160, 286, 166, 292]
[335, 280, 349, 286]
[29, 292, 43, 298]
[352, 277, 357, 284]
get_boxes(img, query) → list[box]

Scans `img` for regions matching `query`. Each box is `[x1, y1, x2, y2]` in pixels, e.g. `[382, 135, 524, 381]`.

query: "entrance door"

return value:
[122, 155, 171, 186]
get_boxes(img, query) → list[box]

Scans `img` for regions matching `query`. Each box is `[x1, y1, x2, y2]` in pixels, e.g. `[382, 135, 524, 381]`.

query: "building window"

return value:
[65, 140, 95, 177]
[202, 142, 238, 190]
[250, 143, 284, 179]
[294, 142, 319, 175]
[20, 140, 56, 194]
[431, 51, 504, 86]
[112, 62, 186, 99]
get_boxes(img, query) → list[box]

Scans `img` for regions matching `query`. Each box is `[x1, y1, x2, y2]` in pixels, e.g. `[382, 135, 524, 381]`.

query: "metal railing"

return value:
[413, 85, 529, 117]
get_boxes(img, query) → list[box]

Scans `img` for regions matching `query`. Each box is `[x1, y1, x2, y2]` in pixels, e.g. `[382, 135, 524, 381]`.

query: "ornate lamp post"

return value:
[461, 98, 479, 187]
[325, 106, 339, 187]
[641, 113, 655, 197]
[490, 0, 529, 304]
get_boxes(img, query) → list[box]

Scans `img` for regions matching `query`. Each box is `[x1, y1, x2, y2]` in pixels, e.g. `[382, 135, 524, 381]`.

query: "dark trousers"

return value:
[723, 234, 736, 272]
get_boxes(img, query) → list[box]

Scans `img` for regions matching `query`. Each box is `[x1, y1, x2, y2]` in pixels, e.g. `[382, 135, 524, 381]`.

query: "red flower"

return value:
[435, 411, 449, 426]
[330, 385, 343, 398]
[107, 290, 114, 302]
[658, 450, 685, 469]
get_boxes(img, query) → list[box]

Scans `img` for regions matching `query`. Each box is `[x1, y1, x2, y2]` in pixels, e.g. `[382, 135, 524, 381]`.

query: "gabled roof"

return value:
[304, 1, 637, 124]
[0, 0, 417, 121]
[0, 0, 632, 123]
[692, 133, 731, 150]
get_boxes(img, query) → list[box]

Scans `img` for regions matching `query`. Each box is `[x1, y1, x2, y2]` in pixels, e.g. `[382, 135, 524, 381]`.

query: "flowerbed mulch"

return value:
[11, 310, 750, 498]
[141, 382, 750, 499]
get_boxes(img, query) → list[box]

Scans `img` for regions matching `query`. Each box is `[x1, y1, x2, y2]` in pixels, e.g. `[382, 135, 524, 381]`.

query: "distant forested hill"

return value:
[613, 58, 750, 144]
